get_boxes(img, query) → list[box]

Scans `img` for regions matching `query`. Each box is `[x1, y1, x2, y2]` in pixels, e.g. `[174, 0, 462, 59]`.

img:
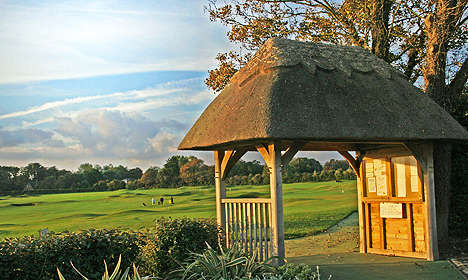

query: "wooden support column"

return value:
[422, 143, 439, 261]
[269, 143, 285, 264]
[355, 151, 366, 253]
[214, 151, 226, 229]
[257, 143, 285, 264]
[405, 142, 439, 260]
[215, 149, 247, 246]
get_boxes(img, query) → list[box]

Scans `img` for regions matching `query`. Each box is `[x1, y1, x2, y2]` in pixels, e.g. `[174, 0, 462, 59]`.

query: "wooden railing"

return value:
[221, 198, 273, 261]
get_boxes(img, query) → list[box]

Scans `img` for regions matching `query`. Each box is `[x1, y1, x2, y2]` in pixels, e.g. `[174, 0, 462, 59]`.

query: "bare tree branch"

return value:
[447, 56, 468, 97]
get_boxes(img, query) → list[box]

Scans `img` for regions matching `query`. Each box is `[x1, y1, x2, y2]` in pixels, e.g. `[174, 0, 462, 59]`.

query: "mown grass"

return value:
[0, 180, 357, 239]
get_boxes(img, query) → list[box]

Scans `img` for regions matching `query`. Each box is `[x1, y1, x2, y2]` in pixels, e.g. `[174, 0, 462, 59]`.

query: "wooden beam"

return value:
[356, 151, 366, 253]
[256, 144, 271, 167]
[214, 150, 226, 238]
[403, 143, 428, 173]
[221, 149, 247, 180]
[338, 151, 361, 178]
[221, 150, 234, 177]
[268, 143, 285, 265]
[421, 143, 439, 261]
[281, 143, 304, 166]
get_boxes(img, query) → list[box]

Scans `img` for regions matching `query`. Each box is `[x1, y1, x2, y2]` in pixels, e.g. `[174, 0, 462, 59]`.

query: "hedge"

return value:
[138, 218, 220, 278]
[0, 218, 219, 280]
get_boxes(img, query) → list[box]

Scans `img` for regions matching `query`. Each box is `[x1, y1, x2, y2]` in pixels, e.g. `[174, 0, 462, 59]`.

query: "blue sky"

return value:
[0, 0, 339, 170]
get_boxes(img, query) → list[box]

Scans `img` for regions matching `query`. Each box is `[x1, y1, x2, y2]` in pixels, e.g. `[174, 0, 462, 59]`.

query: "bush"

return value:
[57, 255, 152, 280]
[138, 218, 219, 278]
[275, 263, 330, 280]
[174, 244, 273, 280]
[0, 229, 142, 280]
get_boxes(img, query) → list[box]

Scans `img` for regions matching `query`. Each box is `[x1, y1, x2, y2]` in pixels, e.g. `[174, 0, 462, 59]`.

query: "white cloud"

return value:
[0, 109, 190, 169]
[55, 109, 187, 158]
[107, 90, 213, 113]
[0, 127, 58, 147]
[0, 88, 184, 120]
[148, 132, 178, 153]
[0, 0, 231, 84]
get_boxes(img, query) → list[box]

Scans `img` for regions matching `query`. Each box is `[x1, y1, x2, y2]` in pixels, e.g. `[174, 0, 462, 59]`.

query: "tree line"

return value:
[0, 156, 355, 195]
[0, 163, 143, 195]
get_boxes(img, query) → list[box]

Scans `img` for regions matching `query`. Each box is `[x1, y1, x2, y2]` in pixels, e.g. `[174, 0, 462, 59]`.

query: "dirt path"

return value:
[285, 211, 359, 257]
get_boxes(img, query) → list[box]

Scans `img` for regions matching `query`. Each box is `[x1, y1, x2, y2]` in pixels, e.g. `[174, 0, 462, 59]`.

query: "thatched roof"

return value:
[179, 38, 468, 151]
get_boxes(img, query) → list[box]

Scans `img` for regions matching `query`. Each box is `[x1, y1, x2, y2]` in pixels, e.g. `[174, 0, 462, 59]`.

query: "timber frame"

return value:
[178, 38, 468, 264]
[212, 141, 440, 262]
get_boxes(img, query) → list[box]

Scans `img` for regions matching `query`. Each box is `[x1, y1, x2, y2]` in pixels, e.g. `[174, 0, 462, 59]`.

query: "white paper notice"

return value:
[367, 177, 376, 192]
[374, 159, 386, 175]
[374, 160, 380, 174]
[376, 175, 387, 196]
[410, 175, 419, 192]
[410, 165, 418, 176]
[409, 157, 419, 192]
[395, 160, 406, 197]
[380, 203, 403, 218]
[366, 162, 374, 174]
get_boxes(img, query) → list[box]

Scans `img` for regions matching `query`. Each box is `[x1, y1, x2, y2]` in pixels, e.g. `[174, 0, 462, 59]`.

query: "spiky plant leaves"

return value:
[175, 243, 274, 280]
[56, 254, 149, 280]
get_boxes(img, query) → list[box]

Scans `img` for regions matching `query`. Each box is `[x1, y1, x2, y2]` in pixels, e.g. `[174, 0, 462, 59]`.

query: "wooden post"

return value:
[422, 143, 439, 260]
[214, 151, 226, 240]
[268, 143, 285, 265]
[356, 152, 366, 253]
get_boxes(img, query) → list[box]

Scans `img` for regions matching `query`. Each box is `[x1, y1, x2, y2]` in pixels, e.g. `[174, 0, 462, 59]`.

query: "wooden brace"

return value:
[221, 149, 248, 180]
[338, 151, 365, 178]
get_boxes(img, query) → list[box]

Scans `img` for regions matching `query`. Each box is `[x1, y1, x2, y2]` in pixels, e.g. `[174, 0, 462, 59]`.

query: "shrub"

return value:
[275, 263, 330, 280]
[57, 255, 152, 280]
[174, 244, 273, 280]
[0, 229, 142, 280]
[138, 218, 219, 278]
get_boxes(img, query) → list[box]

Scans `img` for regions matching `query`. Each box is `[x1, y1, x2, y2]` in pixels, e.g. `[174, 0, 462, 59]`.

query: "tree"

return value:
[20, 163, 47, 189]
[206, 0, 468, 247]
[229, 160, 264, 176]
[180, 158, 213, 186]
[77, 163, 102, 186]
[157, 156, 192, 187]
[334, 169, 344, 180]
[55, 172, 75, 190]
[288, 157, 322, 174]
[141, 167, 160, 188]
[206, 0, 467, 93]
[128, 167, 143, 180]
[0, 167, 20, 193]
[323, 159, 350, 171]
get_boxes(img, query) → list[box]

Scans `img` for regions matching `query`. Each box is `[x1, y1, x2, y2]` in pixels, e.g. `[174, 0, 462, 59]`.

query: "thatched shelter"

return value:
[179, 38, 468, 263]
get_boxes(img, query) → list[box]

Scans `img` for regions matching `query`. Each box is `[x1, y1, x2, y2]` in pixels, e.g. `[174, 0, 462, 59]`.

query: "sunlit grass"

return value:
[0, 180, 357, 239]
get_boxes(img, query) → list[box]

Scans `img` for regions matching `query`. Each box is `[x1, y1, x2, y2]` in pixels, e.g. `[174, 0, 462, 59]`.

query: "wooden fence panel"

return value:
[222, 198, 273, 260]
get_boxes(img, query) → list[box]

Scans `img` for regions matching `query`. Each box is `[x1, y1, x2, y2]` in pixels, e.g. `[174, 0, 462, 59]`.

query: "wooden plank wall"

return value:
[361, 148, 429, 259]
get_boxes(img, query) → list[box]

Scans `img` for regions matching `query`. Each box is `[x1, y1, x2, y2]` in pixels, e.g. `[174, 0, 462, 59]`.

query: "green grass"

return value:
[0, 180, 357, 240]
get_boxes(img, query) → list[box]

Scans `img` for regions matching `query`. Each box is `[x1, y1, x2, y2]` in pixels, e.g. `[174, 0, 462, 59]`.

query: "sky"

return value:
[0, 0, 340, 170]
